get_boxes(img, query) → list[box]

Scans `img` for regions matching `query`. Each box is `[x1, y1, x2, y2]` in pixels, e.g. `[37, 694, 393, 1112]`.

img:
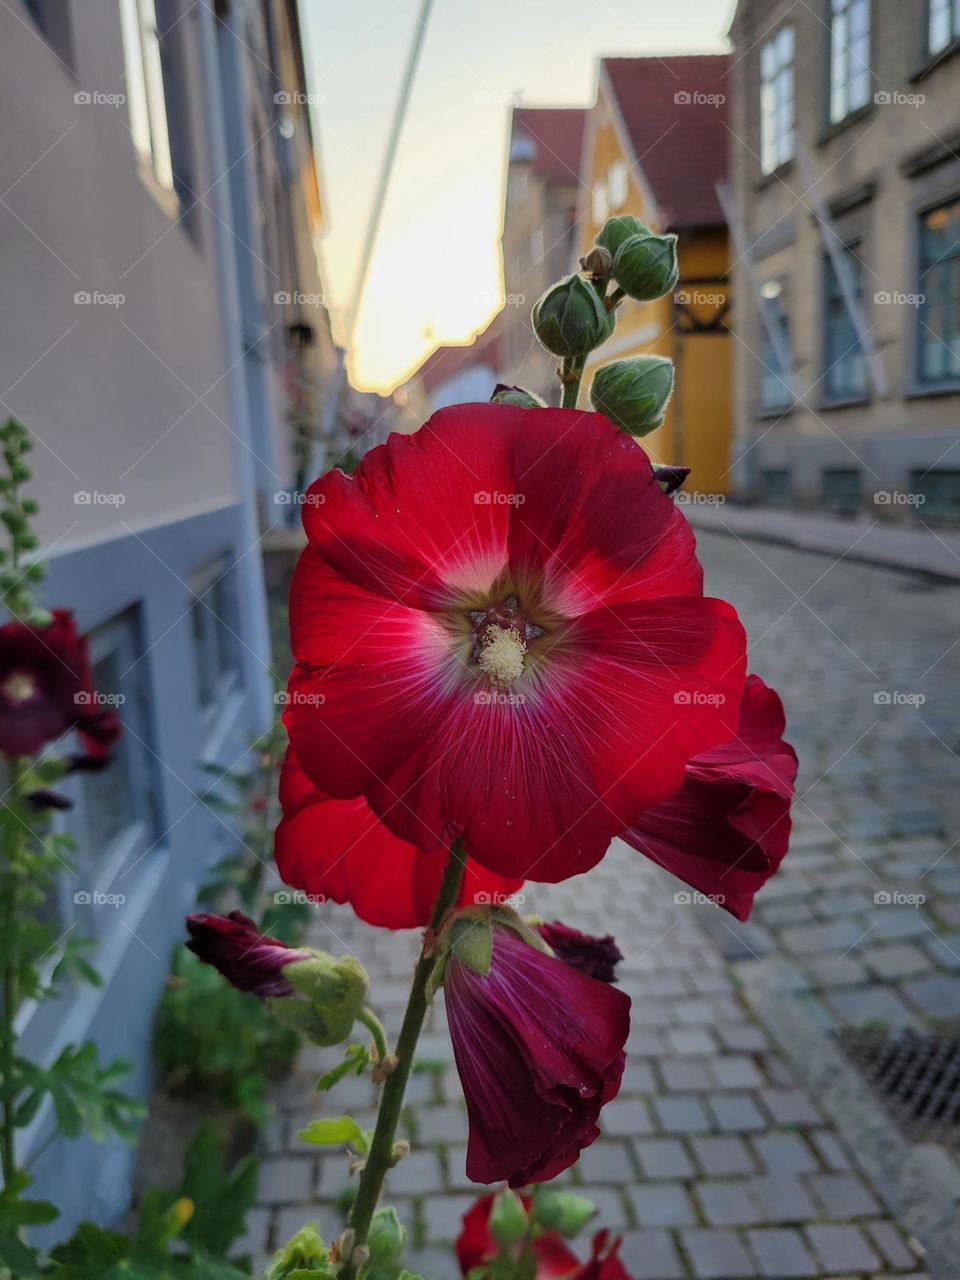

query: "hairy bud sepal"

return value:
[589, 356, 675, 435]
[596, 214, 649, 258]
[532, 274, 613, 358]
[611, 232, 679, 301]
[268, 952, 369, 1046]
[491, 384, 546, 408]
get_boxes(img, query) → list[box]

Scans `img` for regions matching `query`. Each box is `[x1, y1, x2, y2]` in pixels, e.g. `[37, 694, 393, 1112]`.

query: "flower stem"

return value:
[358, 1006, 389, 1065]
[559, 356, 586, 409]
[1, 758, 24, 1189]
[340, 843, 466, 1276]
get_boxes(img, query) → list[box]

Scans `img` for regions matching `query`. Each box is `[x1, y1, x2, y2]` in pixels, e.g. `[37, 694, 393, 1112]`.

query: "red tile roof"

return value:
[509, 107, 586, 185]
[603, 55, 729, 228]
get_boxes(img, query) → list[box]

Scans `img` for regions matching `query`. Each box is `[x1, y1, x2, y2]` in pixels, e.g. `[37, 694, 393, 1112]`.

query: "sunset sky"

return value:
[300, 0, 736, 392]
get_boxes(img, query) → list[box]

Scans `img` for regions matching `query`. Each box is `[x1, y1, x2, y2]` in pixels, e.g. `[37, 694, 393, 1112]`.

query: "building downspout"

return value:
[194, 0, 275, 728]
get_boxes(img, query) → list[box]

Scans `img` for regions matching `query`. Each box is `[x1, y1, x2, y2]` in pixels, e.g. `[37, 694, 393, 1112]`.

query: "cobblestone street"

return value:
[250, 529, 960, 1279]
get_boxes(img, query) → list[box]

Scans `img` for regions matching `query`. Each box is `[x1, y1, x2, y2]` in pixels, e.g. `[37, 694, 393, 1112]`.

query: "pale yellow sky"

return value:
[299, 0, 736, 393]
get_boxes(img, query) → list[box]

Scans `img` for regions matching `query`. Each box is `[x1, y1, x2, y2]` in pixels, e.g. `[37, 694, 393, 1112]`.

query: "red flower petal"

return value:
[624, 675, 798, 920]
[456, 1193, 582, 1279]
[275, 748, 523, 929]
[285, 406, 748, 882]
[363, 596, 745, 882]
[445, 924, 631, 1187]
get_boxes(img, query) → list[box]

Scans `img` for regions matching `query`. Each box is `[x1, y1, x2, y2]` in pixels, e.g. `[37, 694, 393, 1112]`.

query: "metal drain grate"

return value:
[838, 1025, 960, 1148]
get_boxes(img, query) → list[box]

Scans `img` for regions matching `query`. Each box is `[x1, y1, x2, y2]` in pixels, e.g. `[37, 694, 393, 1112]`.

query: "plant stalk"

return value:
[1, 757, 24, 1188]
[559, 355, 586, 409]
[340, 843, 466, 1276]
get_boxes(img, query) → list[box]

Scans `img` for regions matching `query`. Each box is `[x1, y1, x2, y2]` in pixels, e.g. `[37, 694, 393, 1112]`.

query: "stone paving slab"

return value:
[251, 532, 960, 1279]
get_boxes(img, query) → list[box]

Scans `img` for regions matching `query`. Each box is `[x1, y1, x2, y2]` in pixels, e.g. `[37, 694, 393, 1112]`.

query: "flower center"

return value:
[465, 593, 548, 688]
[477, 624, 526, 688]
[2, 671, 36, 704]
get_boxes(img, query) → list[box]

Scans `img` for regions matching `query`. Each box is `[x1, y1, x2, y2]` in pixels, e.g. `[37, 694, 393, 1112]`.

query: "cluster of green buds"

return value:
[512, 217, 679, 432]
[265, 1211, 419, 1280]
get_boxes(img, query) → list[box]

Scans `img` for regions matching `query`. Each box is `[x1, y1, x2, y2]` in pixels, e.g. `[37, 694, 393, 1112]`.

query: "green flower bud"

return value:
[611, 232, 679, 301]
[589, 356, 675, 435]
[532, 274, 611, 358]
[596, 214, 649, 258]
[531, 1188, 596, 1237]
[490, 384, 546, 408]
[579, 246, 613, 278]
[268, 952, 369, 1046]
[489, 1188, 529, 1246]
[266, 1223, 333, 1279]
[367, 1206, 406, 1265]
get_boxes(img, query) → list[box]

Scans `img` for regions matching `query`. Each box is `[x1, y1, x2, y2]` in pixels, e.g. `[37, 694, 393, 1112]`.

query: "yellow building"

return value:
[576, 57, 732, 494]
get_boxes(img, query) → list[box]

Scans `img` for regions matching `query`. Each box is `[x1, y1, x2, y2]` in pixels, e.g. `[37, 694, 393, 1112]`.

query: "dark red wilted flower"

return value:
[283, 404, 746, 885]
[538, 921, 623, 984]
[456, 1195, 633, 1279]
[0, 609, 121, 760]
[185, 910, 310, 998]
[275, 746, 524, 930]
[444, 919, 630, 1188]
[624, 674, 798, 921]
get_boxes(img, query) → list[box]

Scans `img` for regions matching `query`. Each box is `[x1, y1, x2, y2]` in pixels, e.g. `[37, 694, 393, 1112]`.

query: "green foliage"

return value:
[153, 948, 298, 1123]
[13, 1044, 145, 1142]
[46, 1124, 256, 1280]
[315, 1043, 369, 1093]
[297, 1116, 370, 1154]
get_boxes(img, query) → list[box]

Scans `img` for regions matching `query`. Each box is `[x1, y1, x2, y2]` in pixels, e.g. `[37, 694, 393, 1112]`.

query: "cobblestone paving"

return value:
[249, 531, 960, 1279]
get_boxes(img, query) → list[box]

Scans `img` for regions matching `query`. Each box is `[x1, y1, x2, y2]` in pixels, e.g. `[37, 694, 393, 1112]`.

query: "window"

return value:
[823, 242, 868, 400]
[118, 0, 174, 191]
[607, 161, 629, 211]
[829, 0, 870, 123]
[917, 198, 960, 384]
[929, 0, 960, 54]
[761, 469, 793, 507]
[190, 559, 242, 724]
[822, 468, 861, 514]
[760, 26, 795, 173]
[68, 610, 163, 932]
[591, 181, 609, 225]
[912, 468, 960, 520]
[759, 278, 792, 410]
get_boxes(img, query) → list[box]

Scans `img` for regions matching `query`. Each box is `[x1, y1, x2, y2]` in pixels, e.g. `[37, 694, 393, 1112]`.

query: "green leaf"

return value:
[177, 1122, 259, 1257]
[297, 1115, 364, 1147]
[316, 1043, 369, 1092]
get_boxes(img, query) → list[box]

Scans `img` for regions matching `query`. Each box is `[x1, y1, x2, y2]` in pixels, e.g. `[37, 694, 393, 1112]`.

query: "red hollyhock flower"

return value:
[538, 921, 623, 983]
[444, 919, 630, 1187]
[624, 675, 797, 921]
[275, 747, 524, 930]
[456, 1193, 579, 1277]
[284, 404, 746, 883]
[0, 609, 121, 760]
[185, 911, 310, 997]
[456, 1196, 632, 1279]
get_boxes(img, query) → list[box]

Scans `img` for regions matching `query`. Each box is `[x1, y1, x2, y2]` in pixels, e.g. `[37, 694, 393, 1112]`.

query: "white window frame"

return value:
[760, 25, 795, 174]
[118, 0, 174, 192]
[829, 0, 871, 124]
[929, 0, 960, 53]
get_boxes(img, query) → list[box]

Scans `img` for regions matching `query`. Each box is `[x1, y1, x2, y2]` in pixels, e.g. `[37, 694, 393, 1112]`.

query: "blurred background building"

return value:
[0, 0, 332, 1235]
[726, 0, 960, 517]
